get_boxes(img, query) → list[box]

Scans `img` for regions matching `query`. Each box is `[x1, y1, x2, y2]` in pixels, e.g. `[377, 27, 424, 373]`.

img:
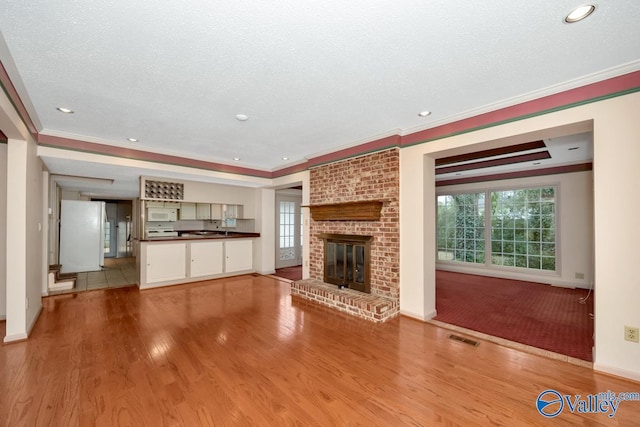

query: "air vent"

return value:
[448, 334, 479, 347]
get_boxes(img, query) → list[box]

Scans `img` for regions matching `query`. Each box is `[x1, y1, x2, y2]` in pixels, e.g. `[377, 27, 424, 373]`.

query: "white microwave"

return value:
[147, 207, 177, 222]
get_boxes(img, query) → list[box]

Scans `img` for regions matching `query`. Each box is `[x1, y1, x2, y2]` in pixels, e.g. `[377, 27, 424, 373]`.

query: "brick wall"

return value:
[309, 148, 399, 300]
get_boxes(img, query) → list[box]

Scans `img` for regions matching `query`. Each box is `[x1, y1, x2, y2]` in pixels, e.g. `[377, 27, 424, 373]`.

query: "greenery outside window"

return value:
[437, 186, 556, 272]
[437, 193, 485, 264]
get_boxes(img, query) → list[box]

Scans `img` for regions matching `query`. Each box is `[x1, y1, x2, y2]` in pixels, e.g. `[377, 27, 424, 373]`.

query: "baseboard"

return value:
[400, 309, 437, 322]
[0, 314, 6, 321]
[3, 332, 28, 343]
[593, 363, 640, 383]
[258, 269, 276, 275]
[27, 305, 43, 337]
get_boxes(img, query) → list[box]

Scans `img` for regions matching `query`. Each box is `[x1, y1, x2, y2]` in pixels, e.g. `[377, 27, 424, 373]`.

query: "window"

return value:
[437, 186, 556, 272]
[491, 188, 556, 271]
[437, 193, 485, 264]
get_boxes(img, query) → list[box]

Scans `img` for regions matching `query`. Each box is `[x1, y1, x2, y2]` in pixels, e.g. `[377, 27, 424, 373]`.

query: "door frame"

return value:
[275, 191, 303, 269]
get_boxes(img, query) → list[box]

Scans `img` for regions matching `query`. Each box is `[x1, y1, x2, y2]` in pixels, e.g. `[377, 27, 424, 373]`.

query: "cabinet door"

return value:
[210, 203, 223, 220]
[146, 243, 186, 284]
[180, 202, 196, 220]
[224, 204, 237, 219]
[196, 203, 211, 220]
[225, 239, 253, 273]
[190, 241, 224, 278]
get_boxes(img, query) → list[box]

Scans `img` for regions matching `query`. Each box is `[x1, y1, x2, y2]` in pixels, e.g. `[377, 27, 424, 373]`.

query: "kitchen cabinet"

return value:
[180, 202, 196, 220]
[190, 241, 223, 278]
[210, 203, 223, 220]
[224, 239, 253, 273]
[224, 204, 244, 219]
[139, 237, 257, 289]
[147, 201, 181, 208]
[145, 243, 187, 284]
[196, 203, 211, 220]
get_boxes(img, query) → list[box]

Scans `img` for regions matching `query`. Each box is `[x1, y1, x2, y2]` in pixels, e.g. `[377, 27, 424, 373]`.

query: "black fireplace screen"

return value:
[321, 234, 371, 293]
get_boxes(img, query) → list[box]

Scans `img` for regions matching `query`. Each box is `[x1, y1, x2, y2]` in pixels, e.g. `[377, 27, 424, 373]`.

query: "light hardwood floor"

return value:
[1, 275, 638, 426]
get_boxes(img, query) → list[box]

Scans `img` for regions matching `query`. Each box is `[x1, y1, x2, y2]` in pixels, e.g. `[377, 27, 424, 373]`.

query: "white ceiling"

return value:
[0, 1, 639, 194]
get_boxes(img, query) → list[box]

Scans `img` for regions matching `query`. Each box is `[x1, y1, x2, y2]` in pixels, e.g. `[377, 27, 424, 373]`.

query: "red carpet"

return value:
[434, 271, 594, 361]
[274, 266, 302, 281]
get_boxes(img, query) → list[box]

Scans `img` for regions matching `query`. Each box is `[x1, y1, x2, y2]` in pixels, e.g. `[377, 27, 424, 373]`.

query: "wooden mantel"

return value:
[306, 200, 383, 221]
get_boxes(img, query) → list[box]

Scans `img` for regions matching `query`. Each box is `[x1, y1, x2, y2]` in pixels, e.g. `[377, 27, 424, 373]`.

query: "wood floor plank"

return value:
[1, 275, 639, 426]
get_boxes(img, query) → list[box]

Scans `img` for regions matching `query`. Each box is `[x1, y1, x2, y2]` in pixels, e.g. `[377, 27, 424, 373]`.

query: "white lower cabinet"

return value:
[141, 238, 255, 288]
[190, 241, 224, 278]
[225, 239, 253, 273]
[146, 243, 187, 284]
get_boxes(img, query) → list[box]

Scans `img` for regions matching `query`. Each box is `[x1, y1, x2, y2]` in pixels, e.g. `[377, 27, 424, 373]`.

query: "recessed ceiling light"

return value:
[418, 111, 432, 117]
[56, 107, 74, 114]
[565, 5, 596, 23]
[127, 138, 139, 142]
[281, 157, 289, 161]
[236, 114, 249, 121]
[233, 157, 241, 161]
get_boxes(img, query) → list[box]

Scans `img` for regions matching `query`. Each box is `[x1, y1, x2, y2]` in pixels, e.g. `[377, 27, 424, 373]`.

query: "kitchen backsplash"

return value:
[171, 219, 256, 233]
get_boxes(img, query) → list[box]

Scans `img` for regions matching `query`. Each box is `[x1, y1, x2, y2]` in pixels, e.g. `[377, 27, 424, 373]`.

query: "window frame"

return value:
[436, 183, 559, 275]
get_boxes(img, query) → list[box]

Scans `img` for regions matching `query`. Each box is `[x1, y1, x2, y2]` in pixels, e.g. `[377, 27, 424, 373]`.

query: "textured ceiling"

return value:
[0, 1, 639, 174]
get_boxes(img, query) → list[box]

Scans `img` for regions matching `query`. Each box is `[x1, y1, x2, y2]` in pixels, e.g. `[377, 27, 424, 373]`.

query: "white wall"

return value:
[254, 188, 275, 275]
[400, 91, 640, 381]
[436, 171, 594, 289]
[592, 93, 640, 381]
[0, 143, 7, 320]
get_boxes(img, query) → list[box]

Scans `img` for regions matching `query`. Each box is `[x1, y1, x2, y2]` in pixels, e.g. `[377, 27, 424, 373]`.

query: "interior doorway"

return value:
[275, 189, 303, 270]
[102, 200, 133, 258]
[431, 130, 595, 361]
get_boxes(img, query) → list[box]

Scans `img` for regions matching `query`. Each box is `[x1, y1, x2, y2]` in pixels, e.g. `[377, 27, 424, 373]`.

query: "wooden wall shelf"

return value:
[307, 201, 383, 221]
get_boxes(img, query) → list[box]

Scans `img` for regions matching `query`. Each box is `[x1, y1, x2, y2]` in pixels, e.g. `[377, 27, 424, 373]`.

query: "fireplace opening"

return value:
[320, 234, 372, 293]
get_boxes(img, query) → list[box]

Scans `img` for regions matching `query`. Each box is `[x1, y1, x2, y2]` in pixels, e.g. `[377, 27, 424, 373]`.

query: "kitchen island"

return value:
[136, 231, 260, 289]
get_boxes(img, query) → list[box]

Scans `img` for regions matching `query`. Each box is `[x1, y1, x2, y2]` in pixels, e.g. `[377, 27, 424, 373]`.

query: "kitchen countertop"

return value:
[139, 231, 260, 242]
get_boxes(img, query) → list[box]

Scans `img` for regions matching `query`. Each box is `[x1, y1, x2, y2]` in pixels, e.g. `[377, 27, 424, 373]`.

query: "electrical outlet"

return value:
[624, 326, 639, 343]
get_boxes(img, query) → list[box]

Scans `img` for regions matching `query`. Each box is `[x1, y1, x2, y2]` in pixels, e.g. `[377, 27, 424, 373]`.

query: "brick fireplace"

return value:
[291, 148, 400, 322]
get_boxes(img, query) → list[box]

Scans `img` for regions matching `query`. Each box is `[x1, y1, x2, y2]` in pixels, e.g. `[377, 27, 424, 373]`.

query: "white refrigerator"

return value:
[59, 200, 106, 273]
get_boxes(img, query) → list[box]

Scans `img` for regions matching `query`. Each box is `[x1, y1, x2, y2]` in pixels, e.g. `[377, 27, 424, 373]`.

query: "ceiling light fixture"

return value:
[565, 5, 596, 23]
[233, 157, 241, 161]
[56, 107, 74, 114]
[281, 157, 289, 161]
[235, 114, 249, 121]
[418, 111, 432, 117]
[127, 137, 139, 142]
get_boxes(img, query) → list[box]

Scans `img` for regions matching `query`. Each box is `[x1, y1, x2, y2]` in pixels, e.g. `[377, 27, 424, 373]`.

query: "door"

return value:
[191, 241, 224, 278]
[146, 243, 186, 283]
[225, 239, 253, 273]
[276, 194, 302, 269]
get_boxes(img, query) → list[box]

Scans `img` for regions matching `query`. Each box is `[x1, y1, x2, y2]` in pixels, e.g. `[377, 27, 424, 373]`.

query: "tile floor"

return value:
[49, 257, 137, 295]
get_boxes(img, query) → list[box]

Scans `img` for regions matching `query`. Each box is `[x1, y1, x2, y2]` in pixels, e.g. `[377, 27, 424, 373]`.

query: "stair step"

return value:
[49, 278, 75, 291]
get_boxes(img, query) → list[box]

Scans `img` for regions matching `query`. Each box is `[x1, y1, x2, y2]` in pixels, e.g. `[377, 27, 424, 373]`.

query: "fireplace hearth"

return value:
[320, 234, 372, 293]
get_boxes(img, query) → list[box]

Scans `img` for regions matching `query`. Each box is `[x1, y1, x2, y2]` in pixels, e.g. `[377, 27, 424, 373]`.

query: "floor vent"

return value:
[448, 334, 479, 347]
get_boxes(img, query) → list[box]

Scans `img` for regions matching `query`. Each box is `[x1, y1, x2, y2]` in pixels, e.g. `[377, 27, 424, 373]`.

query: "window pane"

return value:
[490, 187, 556, 272]
[436, 193, 485, 265]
